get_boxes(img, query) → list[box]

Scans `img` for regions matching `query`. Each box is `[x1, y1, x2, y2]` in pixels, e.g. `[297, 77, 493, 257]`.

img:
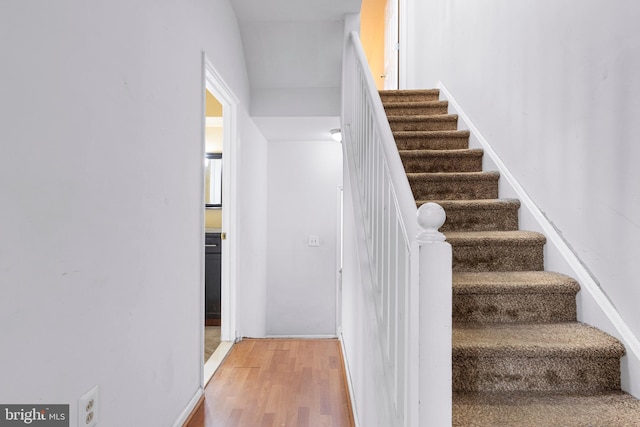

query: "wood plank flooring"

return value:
[201, 339, 354, 427]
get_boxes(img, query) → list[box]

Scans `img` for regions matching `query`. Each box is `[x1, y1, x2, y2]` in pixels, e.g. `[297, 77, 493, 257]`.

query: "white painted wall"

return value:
[266, 139, 343, 336]
[405, 0, 640, 391]
[0, 0, 266, 425]
[236, 112, 268, 338]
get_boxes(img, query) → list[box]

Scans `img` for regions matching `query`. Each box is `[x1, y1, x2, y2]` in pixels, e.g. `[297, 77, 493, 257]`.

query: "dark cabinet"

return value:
[205, 233, 222, 326]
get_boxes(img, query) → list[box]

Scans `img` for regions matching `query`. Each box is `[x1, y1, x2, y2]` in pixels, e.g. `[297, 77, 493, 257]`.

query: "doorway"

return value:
[383, 0, 399, 90]
[204, 90, 223, 362]
[360, 0, 402, 90]
[202, 54, 239, 383]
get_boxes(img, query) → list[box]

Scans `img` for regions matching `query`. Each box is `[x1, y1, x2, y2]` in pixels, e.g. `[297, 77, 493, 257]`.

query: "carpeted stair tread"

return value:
[393, 129, 470, 139]
[418, 199, 521, 232]
[379, 89, 440, 102]
[383, 100, 449, 116]
[387, 114, 459, 131]
[453, 391, 640, 427]
[399, 148, 482, 158]
[383, 101, 447, 110]
[446, 230, 546, 246]
[394, 130, 470, 150]
[408, 170, 498, 180]
[453, 271, 580, 295]
[423, 199, 521, 211]
[399, 148, 483, 173]
[453, 322, 625, 357]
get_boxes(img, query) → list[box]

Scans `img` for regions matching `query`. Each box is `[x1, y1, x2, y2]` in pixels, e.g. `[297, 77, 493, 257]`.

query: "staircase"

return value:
[380, 89, 640, 426]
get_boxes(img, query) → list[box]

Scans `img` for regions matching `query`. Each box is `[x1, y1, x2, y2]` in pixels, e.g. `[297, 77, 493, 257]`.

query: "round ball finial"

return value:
[416, 202, 446, 243]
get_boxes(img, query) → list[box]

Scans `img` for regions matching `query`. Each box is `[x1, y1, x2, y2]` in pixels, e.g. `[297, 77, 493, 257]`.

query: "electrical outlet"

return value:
[308, 235, 320, 247]
[78, 385, 99, 427]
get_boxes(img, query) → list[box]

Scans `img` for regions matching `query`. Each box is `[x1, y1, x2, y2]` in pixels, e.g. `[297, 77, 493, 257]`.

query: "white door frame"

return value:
[398, 0, 408, 88]
[203, 54, 240, 344]
[385, 0, 409, 89]
[336, 185, 344, 337]
[383, 0, 399, 90]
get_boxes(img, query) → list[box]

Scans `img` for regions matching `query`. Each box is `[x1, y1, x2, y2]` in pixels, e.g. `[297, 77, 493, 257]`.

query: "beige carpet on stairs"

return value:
[380, 89, 640, 426]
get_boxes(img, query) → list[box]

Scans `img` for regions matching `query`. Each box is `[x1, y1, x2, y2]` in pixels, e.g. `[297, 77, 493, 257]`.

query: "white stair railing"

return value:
[341, 29, 452, 426]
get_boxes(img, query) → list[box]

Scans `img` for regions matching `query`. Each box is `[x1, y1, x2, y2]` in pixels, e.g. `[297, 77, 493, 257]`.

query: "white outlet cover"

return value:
[78, 385, 99, 427]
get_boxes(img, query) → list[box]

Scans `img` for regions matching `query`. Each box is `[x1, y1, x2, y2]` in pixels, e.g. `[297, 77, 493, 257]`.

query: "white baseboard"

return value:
[339, 332, 361, 427]
[264, 334, 338, 339]
[437, 80, 640, 397]
[173, 341, 235, 427]
[172, 388, 203, 427]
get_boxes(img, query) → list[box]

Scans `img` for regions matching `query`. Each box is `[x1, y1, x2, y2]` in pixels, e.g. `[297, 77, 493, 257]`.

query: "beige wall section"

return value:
[206, 90, 223, 117]
[205, 89, 224, 153]
[205, 208, 222, 229]
[361, 0, 386, 90]
[205, 89, 223, 229]
[205, 127, 223, 153]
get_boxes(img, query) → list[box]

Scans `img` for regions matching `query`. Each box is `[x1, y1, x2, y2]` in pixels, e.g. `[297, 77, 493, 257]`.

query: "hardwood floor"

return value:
[201, 339, 354, 427]
[184, 396, 205, 427]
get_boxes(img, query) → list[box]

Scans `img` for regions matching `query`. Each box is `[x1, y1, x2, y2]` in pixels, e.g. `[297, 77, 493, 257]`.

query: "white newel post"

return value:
[417, 202, 452, 426]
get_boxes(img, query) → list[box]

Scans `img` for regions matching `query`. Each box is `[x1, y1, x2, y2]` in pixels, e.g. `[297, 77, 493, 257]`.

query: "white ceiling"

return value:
[252, 116, 341, 141]
[230, 0, 361, 23]
[230, 0, 361, 127]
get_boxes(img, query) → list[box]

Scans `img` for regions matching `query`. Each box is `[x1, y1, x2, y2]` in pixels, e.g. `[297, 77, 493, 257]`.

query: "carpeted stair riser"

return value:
[453, 271, 580, 323]
[400, 149, 483, 173]
[383, 100, 449, 116]
[408, 171, 499, 201]
[394, 130, 470, 150]
[379, 89, 441, 103]
[419, 199, 520, 232]
[388, 114, 459, 132]
[453, 353, 622, 393]
[447, 231, 546, 272]
[453, 323, 625, 393]
[454, 293, 577, 323]
[453, 391, 640, 427]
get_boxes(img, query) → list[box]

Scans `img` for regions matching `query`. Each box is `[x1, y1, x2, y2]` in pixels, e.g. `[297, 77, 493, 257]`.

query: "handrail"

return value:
[341, 29, 452, 427]
[346, 31, 418, 244]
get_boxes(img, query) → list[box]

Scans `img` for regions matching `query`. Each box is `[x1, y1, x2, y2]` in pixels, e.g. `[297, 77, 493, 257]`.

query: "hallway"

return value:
[199, 339, 354, 427]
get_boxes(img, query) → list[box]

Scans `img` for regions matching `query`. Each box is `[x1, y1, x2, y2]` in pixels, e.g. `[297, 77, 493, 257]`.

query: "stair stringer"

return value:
[436, 80, 640, 398]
